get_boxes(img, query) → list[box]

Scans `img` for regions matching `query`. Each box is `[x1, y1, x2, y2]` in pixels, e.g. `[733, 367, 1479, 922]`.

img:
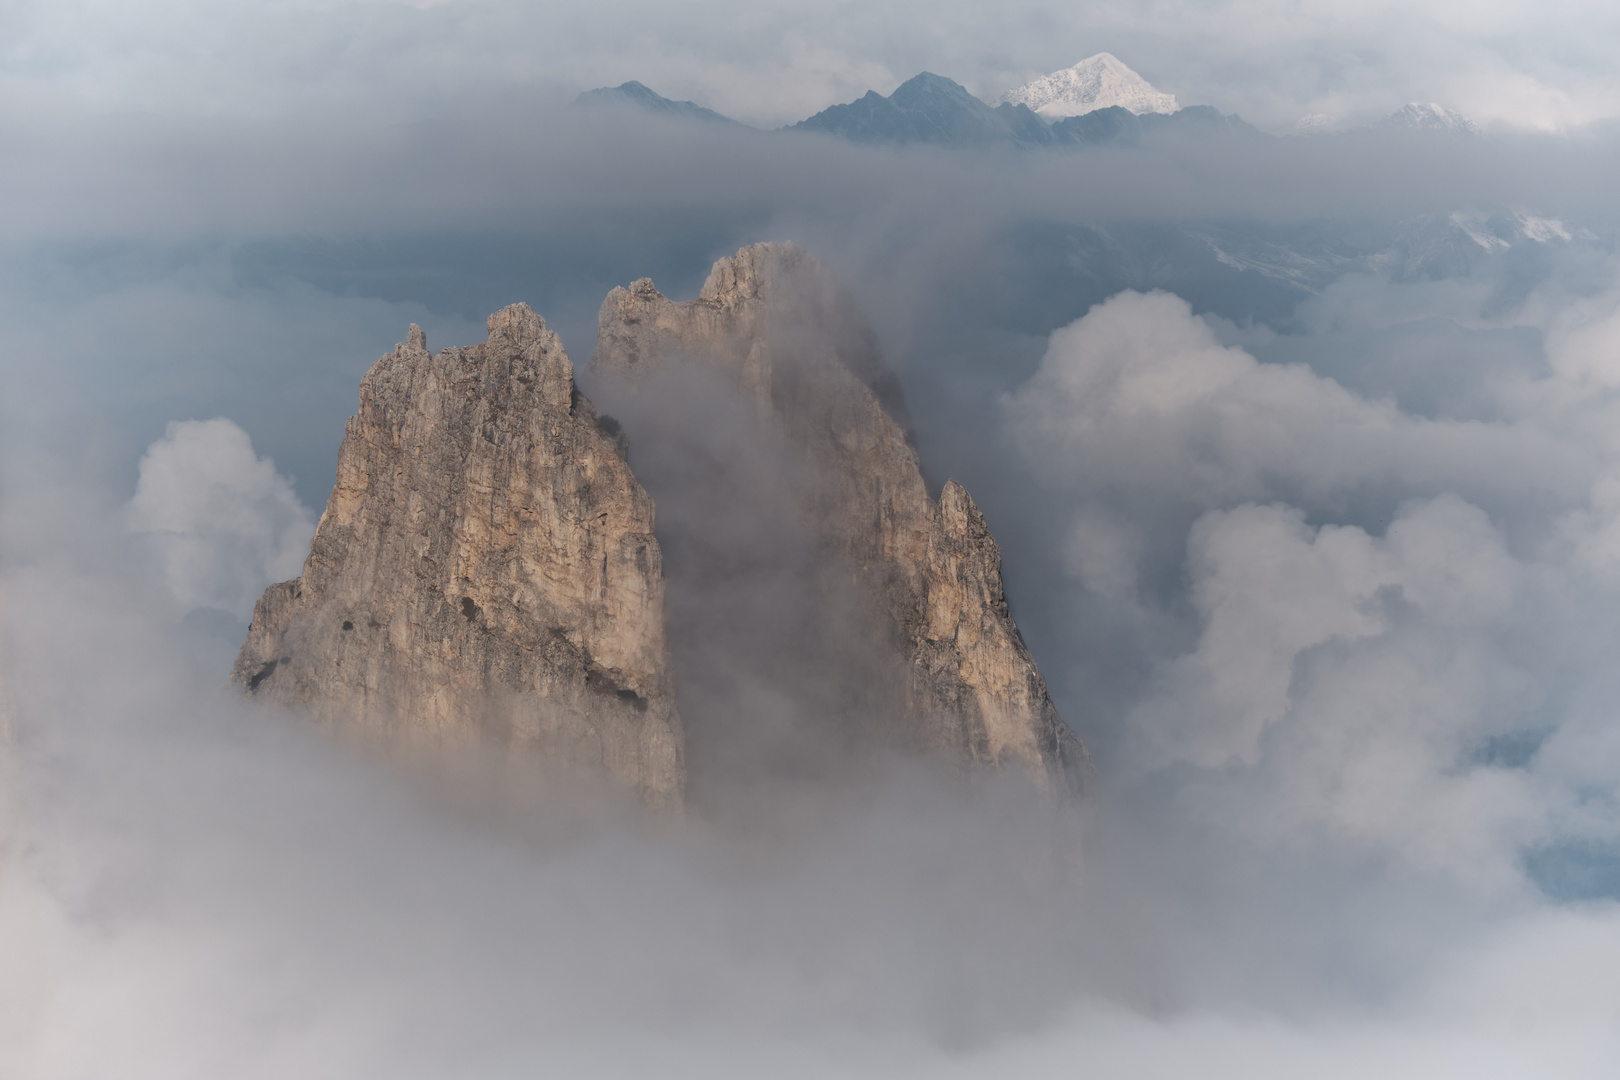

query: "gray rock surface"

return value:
[592, 242, 1087, 793]
[233, 305, 684, 812]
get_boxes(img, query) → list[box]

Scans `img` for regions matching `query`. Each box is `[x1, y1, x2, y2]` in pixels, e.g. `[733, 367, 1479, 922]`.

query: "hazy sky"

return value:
[4, 0, 1620, 130]
[5, 2, 1620, 1078]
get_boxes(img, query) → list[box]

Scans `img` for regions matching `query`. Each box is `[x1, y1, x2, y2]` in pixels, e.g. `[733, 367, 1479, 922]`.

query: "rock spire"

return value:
[592, 243, 1087, 793]
[235, 246, 1086, 809]
[233, 304, 684, 811]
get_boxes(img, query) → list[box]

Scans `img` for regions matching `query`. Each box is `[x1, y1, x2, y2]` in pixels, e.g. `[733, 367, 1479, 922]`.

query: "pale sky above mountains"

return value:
[2, 0, 1618, 132]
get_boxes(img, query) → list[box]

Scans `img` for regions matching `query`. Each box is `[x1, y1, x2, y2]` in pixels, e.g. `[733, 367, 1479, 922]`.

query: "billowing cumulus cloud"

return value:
[126, 418, 314, 618]
[1003, 289, 1589, 522]
[1005, 278, 1620, 895]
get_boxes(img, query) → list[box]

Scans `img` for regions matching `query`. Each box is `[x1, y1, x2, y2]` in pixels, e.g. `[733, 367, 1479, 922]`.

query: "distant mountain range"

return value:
[578, 60, 1260, 150]
[576, 60, 1478, 149]
[789, 72, 1259, 146]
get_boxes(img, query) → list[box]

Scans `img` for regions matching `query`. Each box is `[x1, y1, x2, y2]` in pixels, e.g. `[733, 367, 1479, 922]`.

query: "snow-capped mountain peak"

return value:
[1384, 102, 1477, 134]
[994, 53, 1179, 120]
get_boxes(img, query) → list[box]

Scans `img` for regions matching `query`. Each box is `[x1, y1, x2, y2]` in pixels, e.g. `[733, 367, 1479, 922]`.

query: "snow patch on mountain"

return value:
[1385, 102, 1478, 134]
[1451, 210, 1580, 249]
[995, 53, 1179, 120]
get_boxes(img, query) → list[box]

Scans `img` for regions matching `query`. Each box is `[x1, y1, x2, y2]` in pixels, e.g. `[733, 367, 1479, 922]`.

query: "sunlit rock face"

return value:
[233, 304, 684, 813]
[592, 242, 1087, 794]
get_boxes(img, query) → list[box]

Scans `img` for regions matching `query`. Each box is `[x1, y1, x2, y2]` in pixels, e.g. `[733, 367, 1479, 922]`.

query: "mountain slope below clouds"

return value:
[788, 72, 1049, 146]
[1052, 104, 1265, 145]
[576, 81, 744, 126]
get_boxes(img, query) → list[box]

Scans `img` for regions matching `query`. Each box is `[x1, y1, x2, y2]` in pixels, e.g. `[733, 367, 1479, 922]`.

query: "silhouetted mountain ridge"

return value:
[788, 72, 1260, 148]
[575, 81, 743, 126]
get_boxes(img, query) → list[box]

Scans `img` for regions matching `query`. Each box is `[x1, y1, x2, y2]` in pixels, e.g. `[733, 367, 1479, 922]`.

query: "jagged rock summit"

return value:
[592, 243, 1087, 794]
[235, 246, 1087, 811]
[996, 53, 1179, 119]
[233, 304, 684, 811]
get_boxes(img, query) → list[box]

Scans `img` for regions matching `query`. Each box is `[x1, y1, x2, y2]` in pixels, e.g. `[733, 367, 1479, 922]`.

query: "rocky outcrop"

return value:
[233, 305, 683, 811]
[591, 243, 1086, 793]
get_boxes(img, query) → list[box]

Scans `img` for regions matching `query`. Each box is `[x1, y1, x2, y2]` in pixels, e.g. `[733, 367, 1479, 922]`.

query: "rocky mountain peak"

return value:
[996, 53, 1179, 119]
[484, 300, 548, 349]
[698, 239, 788, 304]
[235, 243, 1087, 814]
[591, 242, 1087, 796]
[234, 303, 683, 812]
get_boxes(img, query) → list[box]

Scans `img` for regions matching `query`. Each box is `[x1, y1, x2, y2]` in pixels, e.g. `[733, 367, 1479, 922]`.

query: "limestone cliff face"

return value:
[233, 304, 683, 811]
[591, 243, 1086, 793]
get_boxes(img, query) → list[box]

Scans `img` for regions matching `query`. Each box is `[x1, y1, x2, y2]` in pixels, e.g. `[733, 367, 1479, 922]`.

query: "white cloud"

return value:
[1004, 289, 1588, 522]
[125, 418, 314, 619]
[1134, 498, 1517, 768]
[1138, 498, 1546, 882]
[1007, 281, 1620, 886]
